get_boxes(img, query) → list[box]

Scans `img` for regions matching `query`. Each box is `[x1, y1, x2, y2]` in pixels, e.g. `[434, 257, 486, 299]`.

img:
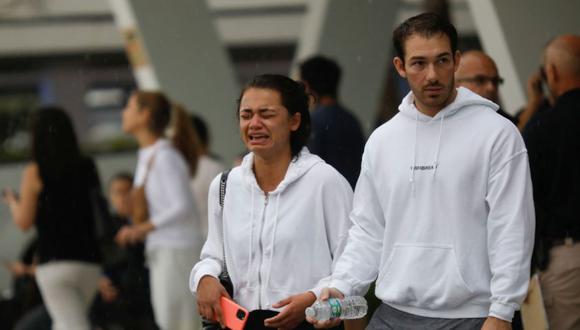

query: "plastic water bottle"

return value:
[305, 296, 368, 321]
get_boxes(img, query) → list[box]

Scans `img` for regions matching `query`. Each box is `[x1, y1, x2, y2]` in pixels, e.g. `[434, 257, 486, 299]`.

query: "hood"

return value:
[240, 147, 324, 194]
[398, 87, 499, 122]
[399, 87, 499, 196]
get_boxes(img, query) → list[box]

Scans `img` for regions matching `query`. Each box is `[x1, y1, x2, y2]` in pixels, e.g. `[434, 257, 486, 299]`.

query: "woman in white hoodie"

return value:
[191, 74, 352, 330]
[118, 91, 203, 330]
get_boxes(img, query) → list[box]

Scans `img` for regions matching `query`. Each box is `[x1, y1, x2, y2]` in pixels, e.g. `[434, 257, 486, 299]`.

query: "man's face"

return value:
[109, 179, 132, 218]
[455, 53, 501, 103]
[393, 33, 460, 115]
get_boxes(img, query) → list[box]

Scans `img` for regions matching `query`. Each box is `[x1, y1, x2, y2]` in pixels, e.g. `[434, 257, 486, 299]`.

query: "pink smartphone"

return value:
[220, 296, 249, 330]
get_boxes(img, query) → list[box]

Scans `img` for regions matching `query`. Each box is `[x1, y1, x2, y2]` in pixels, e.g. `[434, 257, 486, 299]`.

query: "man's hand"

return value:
[196, 275, 230, 328]
[98, 277, 119, 303]
[306, 287, 345, 329]
[264, 291, 317, 329]
[481, 317, 511, 330]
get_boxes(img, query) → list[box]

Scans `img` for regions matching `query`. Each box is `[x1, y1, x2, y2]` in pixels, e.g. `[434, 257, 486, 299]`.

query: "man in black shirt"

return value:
[524, 34, 580, 330]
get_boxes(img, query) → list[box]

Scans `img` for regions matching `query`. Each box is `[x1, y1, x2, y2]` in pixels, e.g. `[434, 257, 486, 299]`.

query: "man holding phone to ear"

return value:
[309, 13, 534, 330]
[523, 34, 580, 330]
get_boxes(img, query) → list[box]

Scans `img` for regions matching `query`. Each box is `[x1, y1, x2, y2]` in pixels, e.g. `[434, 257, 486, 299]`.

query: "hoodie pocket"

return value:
[377, 244, 474, 309]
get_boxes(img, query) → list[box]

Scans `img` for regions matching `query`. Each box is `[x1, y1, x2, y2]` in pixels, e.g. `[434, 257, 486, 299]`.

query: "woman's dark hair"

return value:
[30, 106, 82, 179]
[393, 12, 458, 62]
[133, 91, 200, 176]
[134, 91, 172, 137]
[237, 74, 311, 158]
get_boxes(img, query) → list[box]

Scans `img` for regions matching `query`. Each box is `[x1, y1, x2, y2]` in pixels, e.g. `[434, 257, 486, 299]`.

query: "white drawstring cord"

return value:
[432, 113, 445, 179]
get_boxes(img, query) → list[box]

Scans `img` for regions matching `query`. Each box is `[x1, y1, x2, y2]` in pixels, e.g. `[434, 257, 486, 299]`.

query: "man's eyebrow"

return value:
[436, 52, 452, 58]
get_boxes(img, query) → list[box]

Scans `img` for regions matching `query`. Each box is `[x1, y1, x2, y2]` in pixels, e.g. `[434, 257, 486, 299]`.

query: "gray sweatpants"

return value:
[367, 304, 486, 330]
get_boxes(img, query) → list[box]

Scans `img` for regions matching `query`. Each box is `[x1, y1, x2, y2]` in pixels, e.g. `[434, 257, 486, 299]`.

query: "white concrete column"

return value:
[108, 0, 241, 159]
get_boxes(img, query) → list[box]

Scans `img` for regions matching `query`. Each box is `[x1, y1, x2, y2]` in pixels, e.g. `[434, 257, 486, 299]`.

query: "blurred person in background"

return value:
[299, 56, 366, 189]
[455, 50, 517, 124]
[455, 49, 525, 330]
[524, 34, 580, 330]
[117, 91, 203, 330]
[91, 172, 157, 330]
[0, 238, 47, 329]
[191, 74, 353, 330]
[190, 114, 226, 237]
[2, 107, 104, 330]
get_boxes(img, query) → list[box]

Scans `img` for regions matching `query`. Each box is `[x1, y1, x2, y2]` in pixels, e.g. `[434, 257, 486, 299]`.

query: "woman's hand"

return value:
[264, 291, 317, 330]
[197, 275, 231, 328]
[2, 188, 18, 204]
[115, 225, 134, 246]
[115, 222, 154, 246]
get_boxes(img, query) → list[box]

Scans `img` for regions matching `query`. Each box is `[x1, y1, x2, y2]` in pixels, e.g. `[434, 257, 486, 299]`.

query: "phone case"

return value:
[220, 296, 249, 330]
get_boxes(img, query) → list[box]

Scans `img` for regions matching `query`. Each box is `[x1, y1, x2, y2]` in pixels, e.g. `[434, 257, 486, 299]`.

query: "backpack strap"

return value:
[219, 169, 231, 208]
[218, 169, 231, 280]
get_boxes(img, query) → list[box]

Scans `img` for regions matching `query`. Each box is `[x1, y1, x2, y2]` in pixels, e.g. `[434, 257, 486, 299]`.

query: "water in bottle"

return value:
[305, 296, 367, 321]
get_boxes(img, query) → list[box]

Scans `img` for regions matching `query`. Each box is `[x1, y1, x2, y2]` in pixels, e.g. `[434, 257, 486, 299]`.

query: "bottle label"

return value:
[328, 298, 342, 319]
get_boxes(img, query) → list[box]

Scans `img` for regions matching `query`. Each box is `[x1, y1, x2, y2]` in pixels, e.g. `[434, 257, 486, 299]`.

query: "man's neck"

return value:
[414, 89, 457, 117]
[318, 96, 338, 107]
[554, 80, 580, 100]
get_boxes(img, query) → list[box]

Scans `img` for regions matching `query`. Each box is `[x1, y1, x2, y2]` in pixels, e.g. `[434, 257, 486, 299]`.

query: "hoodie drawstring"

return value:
[410, 111, 446, 194]
[264, 193, 281, 297]
[409, 111, 419, 196]
[248, 188, 255, 281]
[432, 113, 445, 179]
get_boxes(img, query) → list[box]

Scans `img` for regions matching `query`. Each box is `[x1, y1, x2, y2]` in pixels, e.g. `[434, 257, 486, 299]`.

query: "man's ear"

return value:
[393, 57, 407, 78]
[548, 63, 559, 84]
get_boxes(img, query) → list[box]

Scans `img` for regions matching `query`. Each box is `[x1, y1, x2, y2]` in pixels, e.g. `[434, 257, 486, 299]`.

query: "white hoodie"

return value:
[330, 87, 535, 321]
[190, 148, 352, 311]
[134, 139, 202, 251]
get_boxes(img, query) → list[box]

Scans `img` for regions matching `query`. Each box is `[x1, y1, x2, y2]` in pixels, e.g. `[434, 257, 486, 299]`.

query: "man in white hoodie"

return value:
[310, 13, 534, 330]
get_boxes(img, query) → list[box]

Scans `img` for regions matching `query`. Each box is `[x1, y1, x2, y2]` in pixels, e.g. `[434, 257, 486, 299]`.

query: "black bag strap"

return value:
[218, 169, 231, 279]
[219, 169, 231, 208]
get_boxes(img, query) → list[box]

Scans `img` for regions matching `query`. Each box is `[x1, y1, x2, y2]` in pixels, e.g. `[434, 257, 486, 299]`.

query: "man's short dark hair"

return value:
[393, 12, 458, 61]
[299, 56, 341, 98]
[109, 172, 133, 188]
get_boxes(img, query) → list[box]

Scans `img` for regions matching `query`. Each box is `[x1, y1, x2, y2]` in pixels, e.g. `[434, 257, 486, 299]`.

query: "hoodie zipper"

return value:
[257, 192, 269, 309]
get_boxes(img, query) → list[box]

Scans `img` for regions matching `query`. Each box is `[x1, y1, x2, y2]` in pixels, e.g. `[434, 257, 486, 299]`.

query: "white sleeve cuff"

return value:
[329, 278, 354, 297]
[189, 260, 222, 293]
[489, 301, 516, 322]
